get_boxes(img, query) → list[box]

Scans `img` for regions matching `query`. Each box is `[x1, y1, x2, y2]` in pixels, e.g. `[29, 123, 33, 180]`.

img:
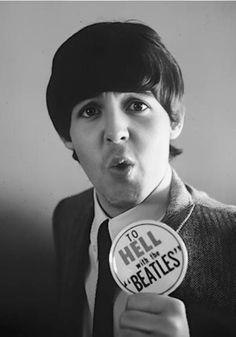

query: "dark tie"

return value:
[92, 219, 117, 337]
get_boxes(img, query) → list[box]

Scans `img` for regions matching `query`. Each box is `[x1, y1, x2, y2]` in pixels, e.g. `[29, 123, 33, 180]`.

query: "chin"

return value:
[107, 187, 143, 210]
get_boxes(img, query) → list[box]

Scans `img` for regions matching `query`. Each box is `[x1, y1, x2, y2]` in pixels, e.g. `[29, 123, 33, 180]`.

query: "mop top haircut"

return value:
[46, 21, 184, 158]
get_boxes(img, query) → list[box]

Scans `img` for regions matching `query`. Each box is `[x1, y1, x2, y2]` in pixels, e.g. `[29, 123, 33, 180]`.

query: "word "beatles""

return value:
[127, 248, 181, 292]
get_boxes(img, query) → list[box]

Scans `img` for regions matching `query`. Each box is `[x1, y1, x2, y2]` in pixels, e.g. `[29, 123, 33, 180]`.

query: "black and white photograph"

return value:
[1, 1, 236, 336]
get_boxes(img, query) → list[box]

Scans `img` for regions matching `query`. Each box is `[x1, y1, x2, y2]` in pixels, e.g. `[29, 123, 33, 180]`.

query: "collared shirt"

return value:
[84, 165, 172, 336]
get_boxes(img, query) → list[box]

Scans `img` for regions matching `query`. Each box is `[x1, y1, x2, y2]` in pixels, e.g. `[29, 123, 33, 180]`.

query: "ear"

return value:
[61, 137, 74, 151]
[170, 105, 185, 140]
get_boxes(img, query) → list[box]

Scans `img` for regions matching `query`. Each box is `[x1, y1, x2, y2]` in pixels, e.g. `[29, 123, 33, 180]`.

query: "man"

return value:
[46, 21, 236, 337]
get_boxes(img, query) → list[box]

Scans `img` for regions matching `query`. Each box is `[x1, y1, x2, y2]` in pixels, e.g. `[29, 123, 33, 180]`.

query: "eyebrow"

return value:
[124, 91, 154, 99]
[96, 91, 155, 100]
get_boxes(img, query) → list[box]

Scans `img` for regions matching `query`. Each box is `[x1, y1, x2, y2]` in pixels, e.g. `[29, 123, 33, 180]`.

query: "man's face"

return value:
[65, 91, 183, 217]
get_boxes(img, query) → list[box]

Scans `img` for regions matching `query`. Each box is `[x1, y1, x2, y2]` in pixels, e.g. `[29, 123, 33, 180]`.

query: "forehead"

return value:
[81, 91, 154, 102]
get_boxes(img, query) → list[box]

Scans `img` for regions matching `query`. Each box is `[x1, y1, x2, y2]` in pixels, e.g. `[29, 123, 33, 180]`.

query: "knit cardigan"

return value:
[53, 170, 236, 336]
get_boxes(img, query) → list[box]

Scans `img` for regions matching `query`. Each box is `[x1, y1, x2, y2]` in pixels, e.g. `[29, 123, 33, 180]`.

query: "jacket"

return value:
[53, 171, 236, 336]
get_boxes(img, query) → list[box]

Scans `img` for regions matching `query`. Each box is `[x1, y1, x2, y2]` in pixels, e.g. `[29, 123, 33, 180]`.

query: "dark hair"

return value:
[46, 21, 184, 158]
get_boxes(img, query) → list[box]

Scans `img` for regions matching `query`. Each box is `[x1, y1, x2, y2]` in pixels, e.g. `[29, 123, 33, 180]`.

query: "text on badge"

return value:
[118, 230, 162, 265]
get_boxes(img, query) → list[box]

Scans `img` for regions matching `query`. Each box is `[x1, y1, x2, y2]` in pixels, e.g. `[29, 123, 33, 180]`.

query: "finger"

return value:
[126, 293, 186, 315]
[120, 308, 189, 337]
[118, 330, 148, 337]
[120, 310, 158, 333]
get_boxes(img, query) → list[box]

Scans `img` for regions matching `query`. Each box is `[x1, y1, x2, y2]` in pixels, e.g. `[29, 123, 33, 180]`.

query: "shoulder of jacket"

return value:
[187, 184, 236, 214]
[186, 185, 236, 234]
[52, 188, 94, 247]
[52, 188, 94, 231]
[54, 188, 93, 214]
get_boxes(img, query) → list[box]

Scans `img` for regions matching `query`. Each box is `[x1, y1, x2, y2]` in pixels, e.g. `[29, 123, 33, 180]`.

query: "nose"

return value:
[104, 110, 129, 144]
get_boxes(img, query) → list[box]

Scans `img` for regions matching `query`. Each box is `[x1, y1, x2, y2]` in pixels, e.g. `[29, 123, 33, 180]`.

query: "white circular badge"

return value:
[109, 220, 188, 295]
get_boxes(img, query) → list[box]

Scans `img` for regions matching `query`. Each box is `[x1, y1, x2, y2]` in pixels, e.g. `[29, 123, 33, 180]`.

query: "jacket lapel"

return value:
[162, 170, 195, 232]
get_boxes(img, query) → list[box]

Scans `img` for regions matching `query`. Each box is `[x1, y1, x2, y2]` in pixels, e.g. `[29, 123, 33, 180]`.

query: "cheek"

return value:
[70, 131, 102, 174]
[74, 141, 96, 165]
[136, 125, 170, 174]
[137, 119, 171, 152]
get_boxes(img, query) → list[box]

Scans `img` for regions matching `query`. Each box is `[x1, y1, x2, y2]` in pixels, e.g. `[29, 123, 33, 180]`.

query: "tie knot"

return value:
[97, 219, 111, 254]
[97, 219, 111, 275]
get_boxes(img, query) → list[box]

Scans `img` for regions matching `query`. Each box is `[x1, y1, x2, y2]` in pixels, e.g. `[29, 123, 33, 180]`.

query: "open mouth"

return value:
[113, 159, 131, 169]
[108, 157, 134, 175]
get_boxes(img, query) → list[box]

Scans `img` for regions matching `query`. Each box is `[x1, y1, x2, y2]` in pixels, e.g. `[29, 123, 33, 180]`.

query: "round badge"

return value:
[109, 220, 188, 295]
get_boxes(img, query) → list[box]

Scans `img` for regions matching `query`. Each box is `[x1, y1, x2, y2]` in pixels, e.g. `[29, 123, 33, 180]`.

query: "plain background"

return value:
[0, 1, 236, 335]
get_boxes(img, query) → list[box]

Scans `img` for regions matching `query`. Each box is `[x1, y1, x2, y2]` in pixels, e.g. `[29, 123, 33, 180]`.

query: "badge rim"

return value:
[109, 220, 188, 295]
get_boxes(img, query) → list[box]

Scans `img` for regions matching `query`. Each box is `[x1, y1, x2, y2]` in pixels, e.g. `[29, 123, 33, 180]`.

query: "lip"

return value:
[106, 156, 135, 177]
[108, 156, 135, 169]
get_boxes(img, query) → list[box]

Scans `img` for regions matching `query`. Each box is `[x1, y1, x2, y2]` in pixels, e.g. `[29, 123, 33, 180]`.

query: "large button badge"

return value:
[109, 220, 188, 295]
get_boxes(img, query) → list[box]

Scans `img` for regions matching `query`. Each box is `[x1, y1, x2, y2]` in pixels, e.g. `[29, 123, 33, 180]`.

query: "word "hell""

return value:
[118, 231, 161, 265]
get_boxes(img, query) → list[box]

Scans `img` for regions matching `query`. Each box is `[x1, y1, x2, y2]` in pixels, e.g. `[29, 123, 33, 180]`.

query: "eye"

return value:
[79, 105, 100, 119]
[128, 101, 149, 112]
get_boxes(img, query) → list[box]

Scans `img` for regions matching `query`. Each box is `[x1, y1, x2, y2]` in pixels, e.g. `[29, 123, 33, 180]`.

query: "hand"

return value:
[118, 293, 189, 337]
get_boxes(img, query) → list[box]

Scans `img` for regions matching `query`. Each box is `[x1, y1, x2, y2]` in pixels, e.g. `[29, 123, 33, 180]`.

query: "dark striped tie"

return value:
[92, 219, 117, 337]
